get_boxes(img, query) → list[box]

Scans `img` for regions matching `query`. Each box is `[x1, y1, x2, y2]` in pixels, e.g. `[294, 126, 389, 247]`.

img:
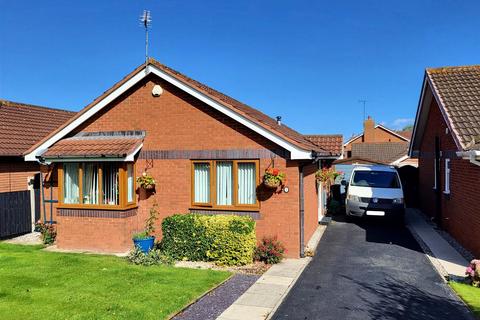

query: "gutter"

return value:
[299, 164, 305, 258]
[456, 150, 480, 166]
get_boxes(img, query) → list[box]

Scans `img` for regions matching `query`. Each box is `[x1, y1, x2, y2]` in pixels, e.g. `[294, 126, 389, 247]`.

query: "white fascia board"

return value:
[409, 76, 428, 157]
[343, 134, 362, 147]
[390, 155, 409, 166]
[148, 66, 312, 160]
[125, 143, 143, 161]
[46, 157, 126, 163]
[26, 66, 312, 161]
[374, 125, 409, 142]
[25, 69, 147, 161]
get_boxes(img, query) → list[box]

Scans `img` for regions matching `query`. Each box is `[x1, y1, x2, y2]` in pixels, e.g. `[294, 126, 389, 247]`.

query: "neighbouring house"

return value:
[0, 100, 75, 237]
[342, 116, 415, 167]
[25, 59, 341, 257]
[409, 65, 480, 257]
[336, 117, 419, 205]
[304, 134, 343, 219]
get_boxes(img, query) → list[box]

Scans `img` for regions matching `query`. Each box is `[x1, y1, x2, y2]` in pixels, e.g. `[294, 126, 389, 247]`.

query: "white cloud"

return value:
[390, 118, 414, 130]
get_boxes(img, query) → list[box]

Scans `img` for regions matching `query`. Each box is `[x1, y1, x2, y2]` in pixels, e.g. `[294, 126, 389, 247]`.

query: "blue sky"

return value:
[1, 1, 479, 139]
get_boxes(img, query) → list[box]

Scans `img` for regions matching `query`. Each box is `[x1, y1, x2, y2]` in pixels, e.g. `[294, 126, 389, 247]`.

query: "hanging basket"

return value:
[137, 172, 156, 190]
[263, 177, 281, 189]
[143, 184, 155, 190]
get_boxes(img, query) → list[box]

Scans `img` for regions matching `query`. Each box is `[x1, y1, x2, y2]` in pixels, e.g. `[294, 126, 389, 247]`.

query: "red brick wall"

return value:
[56, 213, 137, 252]
[0, 160, 38, 193]
[418, 98, 480, 256]
[49, 75, 316, 257]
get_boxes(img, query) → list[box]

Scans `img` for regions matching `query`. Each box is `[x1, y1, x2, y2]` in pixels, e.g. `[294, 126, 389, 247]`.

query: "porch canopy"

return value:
[40, 131, 144, 162]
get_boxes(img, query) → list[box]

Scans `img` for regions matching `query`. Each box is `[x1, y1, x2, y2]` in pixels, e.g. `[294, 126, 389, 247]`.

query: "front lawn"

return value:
[0, 243, 230, 320]
[450, 281, 480, 318]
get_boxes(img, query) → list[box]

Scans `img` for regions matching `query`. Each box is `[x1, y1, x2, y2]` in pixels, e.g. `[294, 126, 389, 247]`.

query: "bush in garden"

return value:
[35, 220, 57, 245]
[127, 246, 174, 266]
[254, 236, 285, 264]
[160, 214, 256, 266]
[466, 259, 480, 287]
[160, 214, 210, 261]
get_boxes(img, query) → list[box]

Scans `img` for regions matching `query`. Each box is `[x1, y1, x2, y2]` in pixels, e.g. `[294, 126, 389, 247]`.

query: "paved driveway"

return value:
[273, 217, 473, 320]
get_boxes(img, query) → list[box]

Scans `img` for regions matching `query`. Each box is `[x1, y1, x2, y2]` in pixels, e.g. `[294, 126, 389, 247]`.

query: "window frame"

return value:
[444, 158, 450, 194]
[433, 158, 437, 190]
[58, 162, 137, 210]
[191, 159, 260, 211]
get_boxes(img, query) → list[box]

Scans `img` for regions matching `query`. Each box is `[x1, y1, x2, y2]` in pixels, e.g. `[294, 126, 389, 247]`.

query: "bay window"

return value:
[59, 162, 136, 209]
[192, 160, 259, 209]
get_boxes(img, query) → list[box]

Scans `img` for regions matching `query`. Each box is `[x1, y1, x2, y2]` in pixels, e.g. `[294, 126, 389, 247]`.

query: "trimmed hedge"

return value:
[160, 214, 256, 266]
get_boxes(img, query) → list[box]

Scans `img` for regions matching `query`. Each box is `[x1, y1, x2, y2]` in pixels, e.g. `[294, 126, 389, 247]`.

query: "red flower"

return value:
[272, 168, 279, 176]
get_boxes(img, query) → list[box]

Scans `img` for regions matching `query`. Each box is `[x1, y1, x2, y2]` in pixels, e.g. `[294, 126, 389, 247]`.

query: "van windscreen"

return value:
[351, 171, 400, 188]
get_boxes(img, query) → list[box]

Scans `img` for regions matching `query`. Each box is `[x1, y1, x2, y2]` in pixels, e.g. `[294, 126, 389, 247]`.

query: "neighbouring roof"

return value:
[351, 142, 408, 164]
[396, 130, 413, 140]
[333, 157, 384, 165]
[0, 100, 75, 156]
[304, 134, 343, 156]
[426, 66, 480, 150]
[42, 132, 144, 159]
[343, 124, 411, 146]
[26, 59, 331, 160]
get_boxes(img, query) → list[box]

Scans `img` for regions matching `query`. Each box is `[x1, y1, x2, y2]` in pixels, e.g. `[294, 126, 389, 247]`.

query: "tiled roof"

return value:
[427, 65, 480, 150]
[27, 59, 327, 157]
[0, 100, 75, 156]
[396, 130, 412, 140]
[304, 134, 343, 156]
[42, 135, 143, 158]
[351, 142, 408, 164]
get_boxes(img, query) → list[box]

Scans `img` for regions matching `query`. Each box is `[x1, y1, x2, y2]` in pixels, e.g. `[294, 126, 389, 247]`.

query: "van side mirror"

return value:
[341, 180, 348, 186]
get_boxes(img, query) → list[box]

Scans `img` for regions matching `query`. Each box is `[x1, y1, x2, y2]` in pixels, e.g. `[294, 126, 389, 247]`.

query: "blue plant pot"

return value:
[133, 236, 155, 253]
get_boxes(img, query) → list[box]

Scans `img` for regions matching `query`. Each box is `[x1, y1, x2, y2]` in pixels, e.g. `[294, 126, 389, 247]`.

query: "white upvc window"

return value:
[444, 159, 450, 194]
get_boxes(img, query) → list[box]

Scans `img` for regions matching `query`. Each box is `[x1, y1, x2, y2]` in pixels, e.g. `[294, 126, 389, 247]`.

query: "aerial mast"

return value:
[140, 10, 152, 66]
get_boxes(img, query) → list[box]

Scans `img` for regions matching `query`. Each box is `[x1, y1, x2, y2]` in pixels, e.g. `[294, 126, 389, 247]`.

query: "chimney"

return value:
[363, 116, 375, 142]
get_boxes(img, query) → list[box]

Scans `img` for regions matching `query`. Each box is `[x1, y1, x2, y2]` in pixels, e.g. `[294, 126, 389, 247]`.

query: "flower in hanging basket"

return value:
[137, 172, 156, 190]
[263, 168, 286, 188]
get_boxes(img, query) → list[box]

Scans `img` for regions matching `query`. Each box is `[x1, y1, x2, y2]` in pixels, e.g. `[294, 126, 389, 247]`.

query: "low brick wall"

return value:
[56, 208, 138, 253]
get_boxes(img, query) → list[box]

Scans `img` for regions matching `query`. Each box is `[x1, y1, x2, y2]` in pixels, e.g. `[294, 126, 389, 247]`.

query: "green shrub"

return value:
[35, 221, 56, 245]
[127, 247, 174, 266]
[160, 214, 210, 261]
[160, 214, 256, 266]
[254, 236, 285, 264]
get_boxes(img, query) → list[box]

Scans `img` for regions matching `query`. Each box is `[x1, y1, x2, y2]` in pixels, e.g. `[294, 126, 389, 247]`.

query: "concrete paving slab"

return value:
[255, 275, 292, 286]
[3, 232, 42, 245]
[406, 209, 468, 279]
[218, 305, 271, 320]
[236, 292, 281, 308]
[246, 283, 287, 294]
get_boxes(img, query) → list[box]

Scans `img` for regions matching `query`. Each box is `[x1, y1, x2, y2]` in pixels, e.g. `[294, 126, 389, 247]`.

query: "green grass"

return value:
[450, 281, 480, 318]
[0, 243, 230, 320]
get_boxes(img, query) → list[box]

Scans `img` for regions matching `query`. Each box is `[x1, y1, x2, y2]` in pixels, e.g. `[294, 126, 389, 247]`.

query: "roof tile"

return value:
[304, 135, 343, 156]
[43, 136, 143, 158]
[427, 65, 480, 149]
[0, 100, 75, 156]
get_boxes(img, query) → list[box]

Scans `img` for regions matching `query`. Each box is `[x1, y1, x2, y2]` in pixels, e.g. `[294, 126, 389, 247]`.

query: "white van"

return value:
[342, 165, 405, 221]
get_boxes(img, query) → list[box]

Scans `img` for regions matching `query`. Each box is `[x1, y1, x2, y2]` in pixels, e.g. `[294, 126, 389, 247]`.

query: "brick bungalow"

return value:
[25, 59, 340, 257]
[0, 100, 74, 237]
[409, 65, 480, 257]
